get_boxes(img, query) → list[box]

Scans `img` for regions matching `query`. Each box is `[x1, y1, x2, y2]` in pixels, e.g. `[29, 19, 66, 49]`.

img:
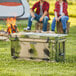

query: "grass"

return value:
[0, 16, 76, 76]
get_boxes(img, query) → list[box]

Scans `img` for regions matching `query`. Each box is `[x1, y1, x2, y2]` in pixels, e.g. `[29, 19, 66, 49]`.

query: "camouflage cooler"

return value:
[10, 32, 67, 62]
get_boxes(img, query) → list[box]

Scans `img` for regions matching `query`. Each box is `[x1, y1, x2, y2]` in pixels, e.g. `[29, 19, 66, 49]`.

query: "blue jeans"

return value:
[51, 16, 69, 31]
[27, 13, 49, 31]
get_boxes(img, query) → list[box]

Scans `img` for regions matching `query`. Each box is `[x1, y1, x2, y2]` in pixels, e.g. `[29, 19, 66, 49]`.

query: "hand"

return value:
[31, 13, 35, 18]
[57, 18, 60, 22]
[55, 17, 59, 22]
[30, 10, 35, 18]
[58, 16, 62, 21]
[39, 17, 43, 22]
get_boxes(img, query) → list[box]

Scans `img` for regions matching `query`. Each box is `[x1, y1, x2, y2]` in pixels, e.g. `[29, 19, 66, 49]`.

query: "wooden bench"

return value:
[35, 22, 50, 32]
[57, 21, 70, 34]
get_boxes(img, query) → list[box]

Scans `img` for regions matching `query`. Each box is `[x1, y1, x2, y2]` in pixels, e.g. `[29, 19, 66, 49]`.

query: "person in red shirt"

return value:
[51, 0, 69, 34]
[24, 0, 49, 32]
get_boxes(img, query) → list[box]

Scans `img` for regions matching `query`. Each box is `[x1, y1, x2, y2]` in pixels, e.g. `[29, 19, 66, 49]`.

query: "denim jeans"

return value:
[27, 13, 49, 31]
[51, 16, 69, 31]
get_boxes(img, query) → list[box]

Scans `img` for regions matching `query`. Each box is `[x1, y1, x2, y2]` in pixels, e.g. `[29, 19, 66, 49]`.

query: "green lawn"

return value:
[0, 16, 76, 76]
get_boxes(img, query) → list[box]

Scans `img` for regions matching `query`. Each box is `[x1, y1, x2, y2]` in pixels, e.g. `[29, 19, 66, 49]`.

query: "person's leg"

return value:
[26, 13, 40, 30]
[42, 16, 49, 31]
[27, 15, 32, 30]
[61, 16, 69, 33]
[28, 13, 41, 26]
[51, 17, 56, 31]
[34, 13, 41, 22]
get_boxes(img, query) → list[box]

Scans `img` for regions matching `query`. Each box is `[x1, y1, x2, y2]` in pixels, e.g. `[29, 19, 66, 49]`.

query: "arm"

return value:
[39, 3, 49, 21]
[55, 11, 59, 22]
[55, 11, 57, 18]
[42, 11, 48, 18]
[30, 9, 35, 18]
[54, 2, 59, 21]
[39, 11, 48, 21]
[63, 2, 68, 16]
[30, 2, 37, 18]
[59, 3, 68, 19]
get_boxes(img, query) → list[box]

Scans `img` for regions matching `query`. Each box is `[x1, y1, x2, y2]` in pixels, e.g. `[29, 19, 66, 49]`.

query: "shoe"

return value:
[59, 53, 64, 56]
[63, 29, 67, 34]
[12, 56, 18, 59]
[24, 27, 31, 31]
